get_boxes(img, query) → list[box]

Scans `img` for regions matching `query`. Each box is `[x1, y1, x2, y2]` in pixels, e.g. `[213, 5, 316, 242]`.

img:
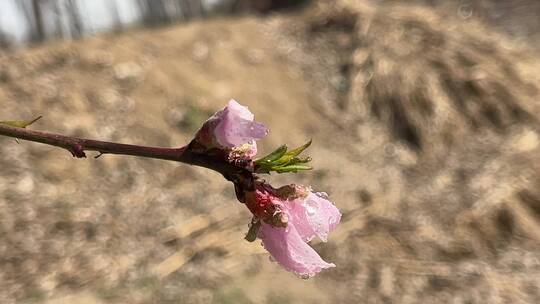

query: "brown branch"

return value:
[0, 124, 250, 182]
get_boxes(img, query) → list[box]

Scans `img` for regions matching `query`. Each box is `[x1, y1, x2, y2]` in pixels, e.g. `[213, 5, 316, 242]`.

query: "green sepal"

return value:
[0, 116, 42, 128]
[285, 139, 312, 158]
[274, 164, 313, 173]
[254, 144, 288, 165]
[291, 156, 312, 164]
[274, 155, 312, 167]
[254, 140, 314, 174]
[270, 140, 312, 165]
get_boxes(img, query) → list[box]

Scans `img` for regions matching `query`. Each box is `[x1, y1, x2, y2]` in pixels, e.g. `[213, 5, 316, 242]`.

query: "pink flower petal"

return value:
[247, 183, 341, 277]
[285, 198, 316, 242]
[259, 222, 335, 277]
[213, 100, 268, 148]
[282, 192, 341, 242]
[225, 99, 254, 121]
[303, 192, 341, 242]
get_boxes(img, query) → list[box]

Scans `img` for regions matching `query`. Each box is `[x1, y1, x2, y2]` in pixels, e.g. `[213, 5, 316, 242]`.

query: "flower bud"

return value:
[194, 100, 268, 162]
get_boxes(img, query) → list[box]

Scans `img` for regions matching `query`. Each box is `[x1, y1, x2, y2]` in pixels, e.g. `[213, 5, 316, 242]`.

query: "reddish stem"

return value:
[0, 124, 247, 179]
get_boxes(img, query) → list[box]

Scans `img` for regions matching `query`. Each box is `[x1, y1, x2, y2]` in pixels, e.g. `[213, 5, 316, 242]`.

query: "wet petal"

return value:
[285, 198, 316, 242]
[304, 192, 341, 242]
[213, 100, 268, 147]
[225, 99, 254, 121]
[215, 117, 267, 147]
[284, 192, 341, 242]
[259, 222, 335, 277]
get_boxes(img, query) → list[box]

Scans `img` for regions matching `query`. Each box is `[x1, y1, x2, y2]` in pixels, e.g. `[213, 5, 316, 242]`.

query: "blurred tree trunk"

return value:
[31, 0, 46, 41]
[138, 0, 170, 26]
[188, 0, 204, 17]
[16, 0, 46, 42]
[233, 0, 309, 13]
[177, 0, 192, 20]
[109, 0, 124, 32]
[52, 0, 64, 39]
[65, 0, 83, 38]
[0, 30, 13, 49]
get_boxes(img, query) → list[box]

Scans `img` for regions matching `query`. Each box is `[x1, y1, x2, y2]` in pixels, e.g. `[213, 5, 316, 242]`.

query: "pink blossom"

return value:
[196, 100, 268, 155]
[282, 192, 341, 243]
[250, 185, 341, 277]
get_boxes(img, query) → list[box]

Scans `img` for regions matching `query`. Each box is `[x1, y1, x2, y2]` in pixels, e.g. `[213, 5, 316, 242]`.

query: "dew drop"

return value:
[305, 200, 318, 216]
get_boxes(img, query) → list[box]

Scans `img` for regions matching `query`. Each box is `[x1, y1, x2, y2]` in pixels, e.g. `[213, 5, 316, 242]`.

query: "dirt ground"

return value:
[1, 1, 540, 303]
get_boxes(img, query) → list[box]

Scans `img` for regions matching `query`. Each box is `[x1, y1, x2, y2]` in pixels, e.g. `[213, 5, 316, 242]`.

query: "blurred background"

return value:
[1, 0, 540, 303]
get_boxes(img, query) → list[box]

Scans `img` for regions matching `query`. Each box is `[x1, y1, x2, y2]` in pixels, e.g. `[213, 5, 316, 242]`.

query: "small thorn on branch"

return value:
[94, 152, 105, 159]
[69, 144, 86, 158]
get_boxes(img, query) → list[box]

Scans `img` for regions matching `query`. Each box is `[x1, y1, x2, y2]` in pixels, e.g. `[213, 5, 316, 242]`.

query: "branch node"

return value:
[70, 144, 86, 158]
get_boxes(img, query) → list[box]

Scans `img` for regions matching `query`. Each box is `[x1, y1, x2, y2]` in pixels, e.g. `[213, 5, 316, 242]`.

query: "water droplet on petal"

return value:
[305, 200, 318, 216]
